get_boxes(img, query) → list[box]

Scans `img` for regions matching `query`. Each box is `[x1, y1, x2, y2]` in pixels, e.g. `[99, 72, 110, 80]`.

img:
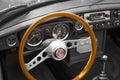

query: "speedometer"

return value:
[26, 28, 43, 47]
[52, 24, 69, 40]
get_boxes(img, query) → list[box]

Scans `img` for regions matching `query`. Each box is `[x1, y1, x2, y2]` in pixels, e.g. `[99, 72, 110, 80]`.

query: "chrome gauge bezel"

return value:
[26, 28, 43, 47]
[52, 24, 69, 40]
[7, 35, 17, 47]
[74, 21, 83, 31]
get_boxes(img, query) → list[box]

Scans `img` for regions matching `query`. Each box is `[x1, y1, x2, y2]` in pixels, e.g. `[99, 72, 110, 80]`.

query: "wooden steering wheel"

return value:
[19, 11, 97, 80]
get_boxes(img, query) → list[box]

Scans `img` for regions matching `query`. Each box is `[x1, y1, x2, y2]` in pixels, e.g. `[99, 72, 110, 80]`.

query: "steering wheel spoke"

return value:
[25, 48, 50, 71]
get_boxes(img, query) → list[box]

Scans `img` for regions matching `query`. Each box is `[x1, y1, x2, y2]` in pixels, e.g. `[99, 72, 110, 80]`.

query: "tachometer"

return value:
[26, 28, 43, 47]
[52, 24, 69, 40]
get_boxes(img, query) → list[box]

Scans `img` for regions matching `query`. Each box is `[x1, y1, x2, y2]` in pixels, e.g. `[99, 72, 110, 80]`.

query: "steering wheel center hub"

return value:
[46, 40, 67, 61]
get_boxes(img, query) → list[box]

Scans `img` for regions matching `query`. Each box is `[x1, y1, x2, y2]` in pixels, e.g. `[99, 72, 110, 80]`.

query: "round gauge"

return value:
[7, 35, 17, 47]
[52, 24, 69, 40]
[26, 29, 43, 47]
[75, 21, 83, 31]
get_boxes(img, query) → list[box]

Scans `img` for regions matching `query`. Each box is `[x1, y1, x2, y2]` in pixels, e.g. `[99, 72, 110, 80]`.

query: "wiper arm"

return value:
[89, 0, 105, 7]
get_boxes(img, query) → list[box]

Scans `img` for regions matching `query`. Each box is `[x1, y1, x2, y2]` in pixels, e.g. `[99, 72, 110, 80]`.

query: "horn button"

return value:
[46, 39, 67, 61]
[55, 48, 65, 59]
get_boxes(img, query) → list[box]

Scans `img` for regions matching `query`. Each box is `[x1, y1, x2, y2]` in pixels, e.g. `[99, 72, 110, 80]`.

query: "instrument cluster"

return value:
[24, 22, 71, 49]
[1, 9, 120, 51]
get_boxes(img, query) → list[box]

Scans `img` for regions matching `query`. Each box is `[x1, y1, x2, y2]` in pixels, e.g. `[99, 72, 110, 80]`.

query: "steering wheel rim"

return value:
[19, 11, 97, 80]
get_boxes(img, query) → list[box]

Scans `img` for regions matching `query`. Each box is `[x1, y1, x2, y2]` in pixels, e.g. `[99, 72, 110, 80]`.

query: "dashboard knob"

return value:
[113, 10, 118, 18]
[102, 55, 108, 61]
[113, 20, 120, 27]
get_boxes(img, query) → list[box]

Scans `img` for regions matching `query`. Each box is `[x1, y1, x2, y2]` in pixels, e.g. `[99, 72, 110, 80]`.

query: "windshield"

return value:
[0, 0, 44, 11]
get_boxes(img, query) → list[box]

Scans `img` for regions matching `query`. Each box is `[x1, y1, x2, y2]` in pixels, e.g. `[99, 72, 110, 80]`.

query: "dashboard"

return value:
[0, 0, 120, 64]
[1, 9, 120, 49]
[1, 9, 120, 64]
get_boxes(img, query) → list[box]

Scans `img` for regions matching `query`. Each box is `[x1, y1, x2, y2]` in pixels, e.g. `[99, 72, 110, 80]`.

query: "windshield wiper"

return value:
[89, 0, 105, 7]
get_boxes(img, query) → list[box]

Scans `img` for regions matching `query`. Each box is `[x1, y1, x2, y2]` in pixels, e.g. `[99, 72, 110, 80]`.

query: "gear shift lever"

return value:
[92, 55, 109, 80]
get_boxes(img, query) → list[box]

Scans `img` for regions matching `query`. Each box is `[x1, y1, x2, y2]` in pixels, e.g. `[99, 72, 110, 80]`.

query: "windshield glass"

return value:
[0, 0, 44, 10]
[0, 0, 104, 12]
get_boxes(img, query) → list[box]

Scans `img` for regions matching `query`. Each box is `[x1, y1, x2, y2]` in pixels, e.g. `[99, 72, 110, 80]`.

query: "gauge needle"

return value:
[34, 33, 39, 39]
[56, 28, 62, 38]
[27, 34, 39, 42]
[27, 35, 34, 42]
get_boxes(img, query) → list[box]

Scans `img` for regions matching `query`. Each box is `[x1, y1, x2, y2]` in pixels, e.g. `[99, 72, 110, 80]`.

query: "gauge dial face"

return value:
[52, 24, 69, 40]
[27, 29, 43, 47]
[75, 21, 83, 31]
[7, 35, 17, 47]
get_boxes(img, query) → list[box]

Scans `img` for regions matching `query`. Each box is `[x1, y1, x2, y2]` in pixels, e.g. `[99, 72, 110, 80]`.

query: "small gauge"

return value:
[75, 21, 83, 31]
[7, 35, 17, 47]
[52, 24, 69, 40]
[27, 29, 43, 47]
